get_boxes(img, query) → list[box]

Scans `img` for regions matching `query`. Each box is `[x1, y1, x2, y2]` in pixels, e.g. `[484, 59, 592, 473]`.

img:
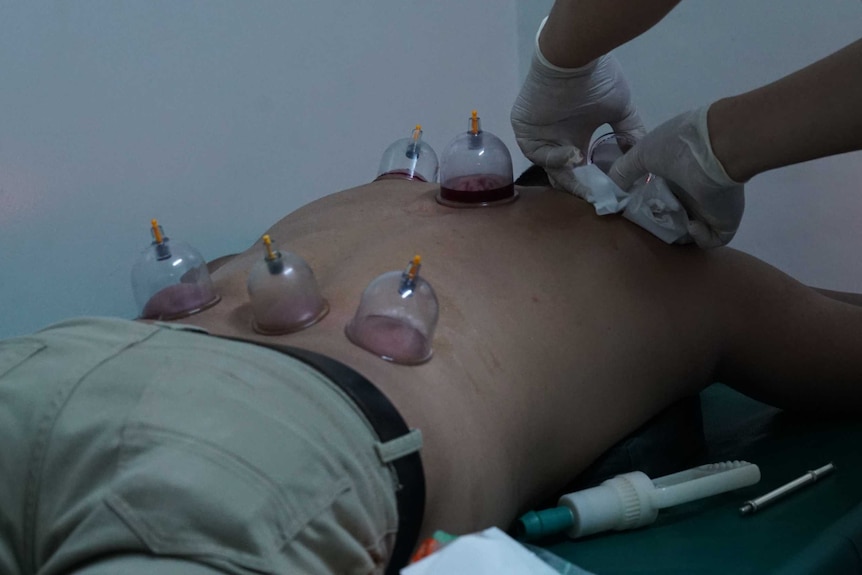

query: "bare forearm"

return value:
[539, 0, 683, 68]
[709, 38, 862, 182]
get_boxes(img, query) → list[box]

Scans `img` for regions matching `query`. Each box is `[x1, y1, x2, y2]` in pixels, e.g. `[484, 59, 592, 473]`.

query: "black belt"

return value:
[224, 339, 425, 574]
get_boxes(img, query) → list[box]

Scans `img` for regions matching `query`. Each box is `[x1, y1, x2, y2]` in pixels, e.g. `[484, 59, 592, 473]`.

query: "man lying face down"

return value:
[2, 172, 862, 575]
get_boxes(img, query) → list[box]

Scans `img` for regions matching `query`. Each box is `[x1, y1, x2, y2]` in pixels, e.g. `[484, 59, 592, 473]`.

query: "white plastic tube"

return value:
[557, 461, 760, 538]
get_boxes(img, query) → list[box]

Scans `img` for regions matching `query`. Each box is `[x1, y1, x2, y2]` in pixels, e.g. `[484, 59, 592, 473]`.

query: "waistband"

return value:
[222, 338, 426, 574]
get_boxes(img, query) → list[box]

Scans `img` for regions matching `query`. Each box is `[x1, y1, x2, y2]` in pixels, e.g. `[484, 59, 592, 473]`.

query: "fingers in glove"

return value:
[610, 107, 647, 143]
[521, 141, 584, 169]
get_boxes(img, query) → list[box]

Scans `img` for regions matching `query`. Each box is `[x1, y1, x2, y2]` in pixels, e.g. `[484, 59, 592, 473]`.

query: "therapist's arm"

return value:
[539, 0, 683, 68]
[708, 38, 862, 182]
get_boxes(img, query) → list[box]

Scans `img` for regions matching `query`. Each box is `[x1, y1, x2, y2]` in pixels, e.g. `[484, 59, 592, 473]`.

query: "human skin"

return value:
[708, 37, 862, 182]
[539, 0, 682, 69]
[162, 178, 862, 546]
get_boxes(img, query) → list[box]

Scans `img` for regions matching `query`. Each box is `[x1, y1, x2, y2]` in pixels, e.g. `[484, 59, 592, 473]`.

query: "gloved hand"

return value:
[511, 18, 645, 199]
[608, 106, 746, 248]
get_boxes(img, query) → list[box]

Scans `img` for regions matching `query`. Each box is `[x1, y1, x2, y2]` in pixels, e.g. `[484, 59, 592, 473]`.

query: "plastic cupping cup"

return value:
[587, 132, 640, 175]
[345, 259, 438, 365]
[131, 221, 220, 320]
[246, 237, 328, 334]
[437, 110, 516, 207]
[377, 125, 439, 183]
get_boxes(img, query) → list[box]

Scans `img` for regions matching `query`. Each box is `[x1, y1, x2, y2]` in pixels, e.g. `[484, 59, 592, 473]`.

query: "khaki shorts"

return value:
[0, 317, 415, 574]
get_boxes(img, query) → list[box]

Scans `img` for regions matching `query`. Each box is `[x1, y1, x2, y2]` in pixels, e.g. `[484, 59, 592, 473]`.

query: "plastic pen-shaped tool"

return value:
[518, 461, 761, 540]
[740, 462, 835, 515]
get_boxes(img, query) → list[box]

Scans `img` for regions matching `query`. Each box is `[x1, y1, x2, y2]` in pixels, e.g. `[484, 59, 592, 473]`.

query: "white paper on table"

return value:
[400, 526, 593, 575]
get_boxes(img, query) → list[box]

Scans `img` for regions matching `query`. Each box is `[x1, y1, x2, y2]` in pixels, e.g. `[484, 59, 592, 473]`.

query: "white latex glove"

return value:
[608, 106, 745, 248]
[511, 18, 645, 199]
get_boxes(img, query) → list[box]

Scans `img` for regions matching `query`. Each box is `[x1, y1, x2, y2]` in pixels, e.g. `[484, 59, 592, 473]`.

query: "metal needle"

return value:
[740, 463, 835, 515]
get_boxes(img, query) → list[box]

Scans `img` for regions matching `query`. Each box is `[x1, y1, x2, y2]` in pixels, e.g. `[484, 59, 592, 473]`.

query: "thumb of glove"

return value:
[608, 141, 648, 192]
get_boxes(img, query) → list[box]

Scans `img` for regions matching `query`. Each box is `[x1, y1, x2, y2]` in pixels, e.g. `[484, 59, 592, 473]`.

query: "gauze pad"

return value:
[573, 165, 693, 244]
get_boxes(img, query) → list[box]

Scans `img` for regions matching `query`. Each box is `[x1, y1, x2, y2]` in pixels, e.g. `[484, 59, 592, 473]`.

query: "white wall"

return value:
[518, 0, 862, 292]
[2, 1, 861, 339]
[0, 1, 520, 338]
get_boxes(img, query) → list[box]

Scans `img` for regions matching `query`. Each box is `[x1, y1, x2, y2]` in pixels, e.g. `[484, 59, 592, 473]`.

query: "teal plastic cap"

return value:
[515, 507, 574, 541]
